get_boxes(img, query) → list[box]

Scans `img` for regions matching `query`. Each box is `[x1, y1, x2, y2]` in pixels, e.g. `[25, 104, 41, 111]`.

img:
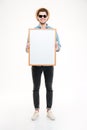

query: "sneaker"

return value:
[31, 111, 39, 121]
[47, 110, 55, 120]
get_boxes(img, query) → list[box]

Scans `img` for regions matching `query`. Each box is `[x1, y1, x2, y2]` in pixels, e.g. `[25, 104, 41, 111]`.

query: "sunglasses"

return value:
[38, 15, 47, 18]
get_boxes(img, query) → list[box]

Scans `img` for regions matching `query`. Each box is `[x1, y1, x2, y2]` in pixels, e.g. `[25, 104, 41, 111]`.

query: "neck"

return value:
[40, 23, 47, 29]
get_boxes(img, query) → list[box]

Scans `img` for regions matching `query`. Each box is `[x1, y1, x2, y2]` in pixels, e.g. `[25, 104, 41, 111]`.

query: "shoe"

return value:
[47, 110, 55, 120]
[31, 111, 39, 121]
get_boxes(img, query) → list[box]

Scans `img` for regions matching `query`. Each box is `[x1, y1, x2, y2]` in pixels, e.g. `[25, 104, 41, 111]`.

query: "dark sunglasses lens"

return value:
[38, 15, 42, 18]
[44, 15, 47, 18]
[39, 15, 47, 18]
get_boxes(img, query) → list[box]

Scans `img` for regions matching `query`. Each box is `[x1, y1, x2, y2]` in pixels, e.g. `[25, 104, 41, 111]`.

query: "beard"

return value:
[40, 21, 46, 25]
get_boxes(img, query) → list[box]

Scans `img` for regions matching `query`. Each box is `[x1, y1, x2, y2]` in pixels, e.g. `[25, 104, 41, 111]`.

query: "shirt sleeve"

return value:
[56, 32, 61, 52]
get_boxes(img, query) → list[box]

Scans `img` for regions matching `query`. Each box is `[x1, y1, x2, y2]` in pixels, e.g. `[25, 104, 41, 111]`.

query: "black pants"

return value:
[32, 66, 54, 109]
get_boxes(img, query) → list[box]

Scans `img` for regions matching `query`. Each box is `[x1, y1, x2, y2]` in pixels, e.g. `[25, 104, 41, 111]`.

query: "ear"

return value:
[47, 16, 49, 21]
[36, 16, 39, 21]
[37, 17, 39, 21]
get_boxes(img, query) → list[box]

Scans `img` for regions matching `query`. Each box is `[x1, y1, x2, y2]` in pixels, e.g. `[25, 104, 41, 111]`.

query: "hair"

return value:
[36, 8, 50, 20]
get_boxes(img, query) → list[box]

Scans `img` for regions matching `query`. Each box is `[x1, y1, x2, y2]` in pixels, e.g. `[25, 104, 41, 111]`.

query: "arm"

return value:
[55, 31, 61, 52]
[26, 29, 30, 53]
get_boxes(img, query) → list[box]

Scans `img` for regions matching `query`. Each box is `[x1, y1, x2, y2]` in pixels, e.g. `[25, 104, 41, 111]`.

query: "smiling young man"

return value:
[26, 8, 61, 121]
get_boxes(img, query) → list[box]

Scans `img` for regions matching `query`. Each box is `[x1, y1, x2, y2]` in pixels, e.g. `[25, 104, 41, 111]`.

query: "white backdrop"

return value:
[0, 0, 87, 130]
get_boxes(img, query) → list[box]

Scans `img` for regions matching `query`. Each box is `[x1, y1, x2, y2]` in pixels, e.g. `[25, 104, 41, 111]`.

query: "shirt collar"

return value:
[36, 24, 49, 29]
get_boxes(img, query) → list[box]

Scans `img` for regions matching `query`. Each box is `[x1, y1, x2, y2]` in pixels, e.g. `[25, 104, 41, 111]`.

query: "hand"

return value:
[26, 42, 30, 53]
[55, 42, 58, 51]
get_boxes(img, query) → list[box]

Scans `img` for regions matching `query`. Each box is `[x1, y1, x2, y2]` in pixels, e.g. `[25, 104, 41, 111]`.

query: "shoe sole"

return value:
[47, 115, 55, 120]
[31, 115, 39, 121]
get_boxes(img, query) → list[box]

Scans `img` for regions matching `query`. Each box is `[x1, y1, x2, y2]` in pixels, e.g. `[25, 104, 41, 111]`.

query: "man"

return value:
[26, 8, 61, 121]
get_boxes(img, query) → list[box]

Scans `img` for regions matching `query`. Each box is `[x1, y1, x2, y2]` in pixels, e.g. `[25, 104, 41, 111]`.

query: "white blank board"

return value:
[29, 29, 56, 66]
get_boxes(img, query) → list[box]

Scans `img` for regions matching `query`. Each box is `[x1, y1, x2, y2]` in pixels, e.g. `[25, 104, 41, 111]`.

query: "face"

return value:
[37, 12, 48, 24]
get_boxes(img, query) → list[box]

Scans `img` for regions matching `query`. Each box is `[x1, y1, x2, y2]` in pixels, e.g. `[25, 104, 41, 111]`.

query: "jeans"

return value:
[31, 66, 54, 109]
